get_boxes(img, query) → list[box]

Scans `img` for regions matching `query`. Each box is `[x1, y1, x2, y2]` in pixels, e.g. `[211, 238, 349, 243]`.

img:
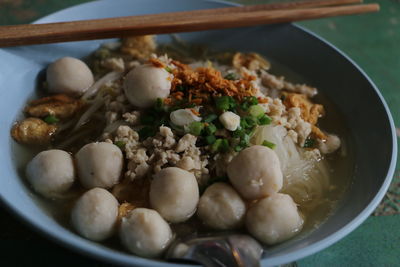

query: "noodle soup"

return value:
[11, 35, 353, 257]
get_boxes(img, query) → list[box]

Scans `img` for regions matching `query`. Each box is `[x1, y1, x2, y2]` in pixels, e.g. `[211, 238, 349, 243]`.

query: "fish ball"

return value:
[246, 193, 304, 245]
[197, 183, 246, 230]
[150, 167, 199, 223]
[47, 57, 94, 96]
[123, 64, 172, 108]
[26, 149, 75, 198]
[76, 142, 123, 189]
[227, 145, 283, 200]
[71, 188, 119, 241]
[120, 208, 172, 258]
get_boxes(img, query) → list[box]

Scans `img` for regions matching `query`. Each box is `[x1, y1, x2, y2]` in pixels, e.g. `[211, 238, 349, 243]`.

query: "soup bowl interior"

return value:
[0, 0, 396, 266]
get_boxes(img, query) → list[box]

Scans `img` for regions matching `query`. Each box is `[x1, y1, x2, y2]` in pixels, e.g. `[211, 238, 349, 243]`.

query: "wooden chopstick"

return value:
[163, 0, 364, 15]
[0, 1, 378, 47]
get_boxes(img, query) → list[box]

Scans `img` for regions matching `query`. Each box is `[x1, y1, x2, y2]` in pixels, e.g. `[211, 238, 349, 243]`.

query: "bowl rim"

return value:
[265, 23, 398, 265]
[0, 0, 397, 266]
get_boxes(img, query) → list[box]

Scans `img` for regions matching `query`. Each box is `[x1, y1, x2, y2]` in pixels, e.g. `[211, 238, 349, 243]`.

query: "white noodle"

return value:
[72, 92, 105, 132]
[251, 125, 331, 211]
[82, 71, 123, 100]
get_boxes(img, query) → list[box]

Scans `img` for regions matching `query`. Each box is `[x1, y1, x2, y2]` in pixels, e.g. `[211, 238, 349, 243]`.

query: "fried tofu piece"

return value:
[120, 35, 156, 60]
[233, 52, 270, 71]
[25, 94, 84, 119]
[283, 93, 324, 125]
[11, 118, 57, 145]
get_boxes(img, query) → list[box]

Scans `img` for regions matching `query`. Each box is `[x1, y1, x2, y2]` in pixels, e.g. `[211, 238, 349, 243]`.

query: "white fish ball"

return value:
[150, 167, 199, 223]
[119, 208, 173, 258]
[26, 149, 75, 198]
[47, 57, 94, 96]
[197, 183, 246, 230]
[227, 145, 283, 200]
[71, 188, 119, 241]
[246, 193, 304, 245]
[75, 142, 123, 189]
[123, 64, 172, 108]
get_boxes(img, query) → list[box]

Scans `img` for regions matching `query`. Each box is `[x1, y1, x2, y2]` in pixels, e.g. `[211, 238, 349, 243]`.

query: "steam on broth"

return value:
[11, 35, 352, 257]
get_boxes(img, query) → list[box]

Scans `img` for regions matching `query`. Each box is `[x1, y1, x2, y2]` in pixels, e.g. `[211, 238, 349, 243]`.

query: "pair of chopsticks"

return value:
[0, 0, 379, 47]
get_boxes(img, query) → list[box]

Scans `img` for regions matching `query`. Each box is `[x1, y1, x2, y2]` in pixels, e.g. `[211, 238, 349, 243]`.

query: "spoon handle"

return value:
[166, 234, 263, 267]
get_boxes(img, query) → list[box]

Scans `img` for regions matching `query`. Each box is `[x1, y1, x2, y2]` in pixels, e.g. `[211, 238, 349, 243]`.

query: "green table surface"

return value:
[1, 0, 399, 266]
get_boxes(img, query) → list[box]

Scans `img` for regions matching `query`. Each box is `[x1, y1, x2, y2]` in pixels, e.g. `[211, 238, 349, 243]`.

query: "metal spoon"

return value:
[165, 234, 263, 267]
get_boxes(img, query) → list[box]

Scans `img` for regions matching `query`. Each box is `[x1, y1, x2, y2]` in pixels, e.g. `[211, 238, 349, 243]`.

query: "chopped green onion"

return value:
[237, 134, 249, 147]
[114, 141, 125, 149]
[240, 102, 250, 111]
[248, 127, 256, 137]
[215, 96, 236, 111]
[241, 116, 256, 129]
[215, 96, 230, 111]
[262, 140, 276, 149]
[204, 114, 218, 123]
[239, 119, 247, 129]
[242, 133, 250, 143]
[220, 139, 230, 152]
[234, 145, 243, 152]
[205, 135, 216, 145]
[248, 105, 265, 118]
[44, 115, 59, 124]
[188, 121, 204, 136]
[211, 139, 229, 153]
[165, 66, 173, 73]
[138, 126, 157, 140]
[233, 128, 246, 138]
[210, 138, 229, 153]
[303, 138, 316, 148]
[233, 130, 251, 152]
[240, 96, 258, 111]
[205, 123, 217, 135]
[246, 96, 258, 105]
[211, 139, 222, 153]
[224, 73, 236, 80]
[258, 114, 272, 125]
